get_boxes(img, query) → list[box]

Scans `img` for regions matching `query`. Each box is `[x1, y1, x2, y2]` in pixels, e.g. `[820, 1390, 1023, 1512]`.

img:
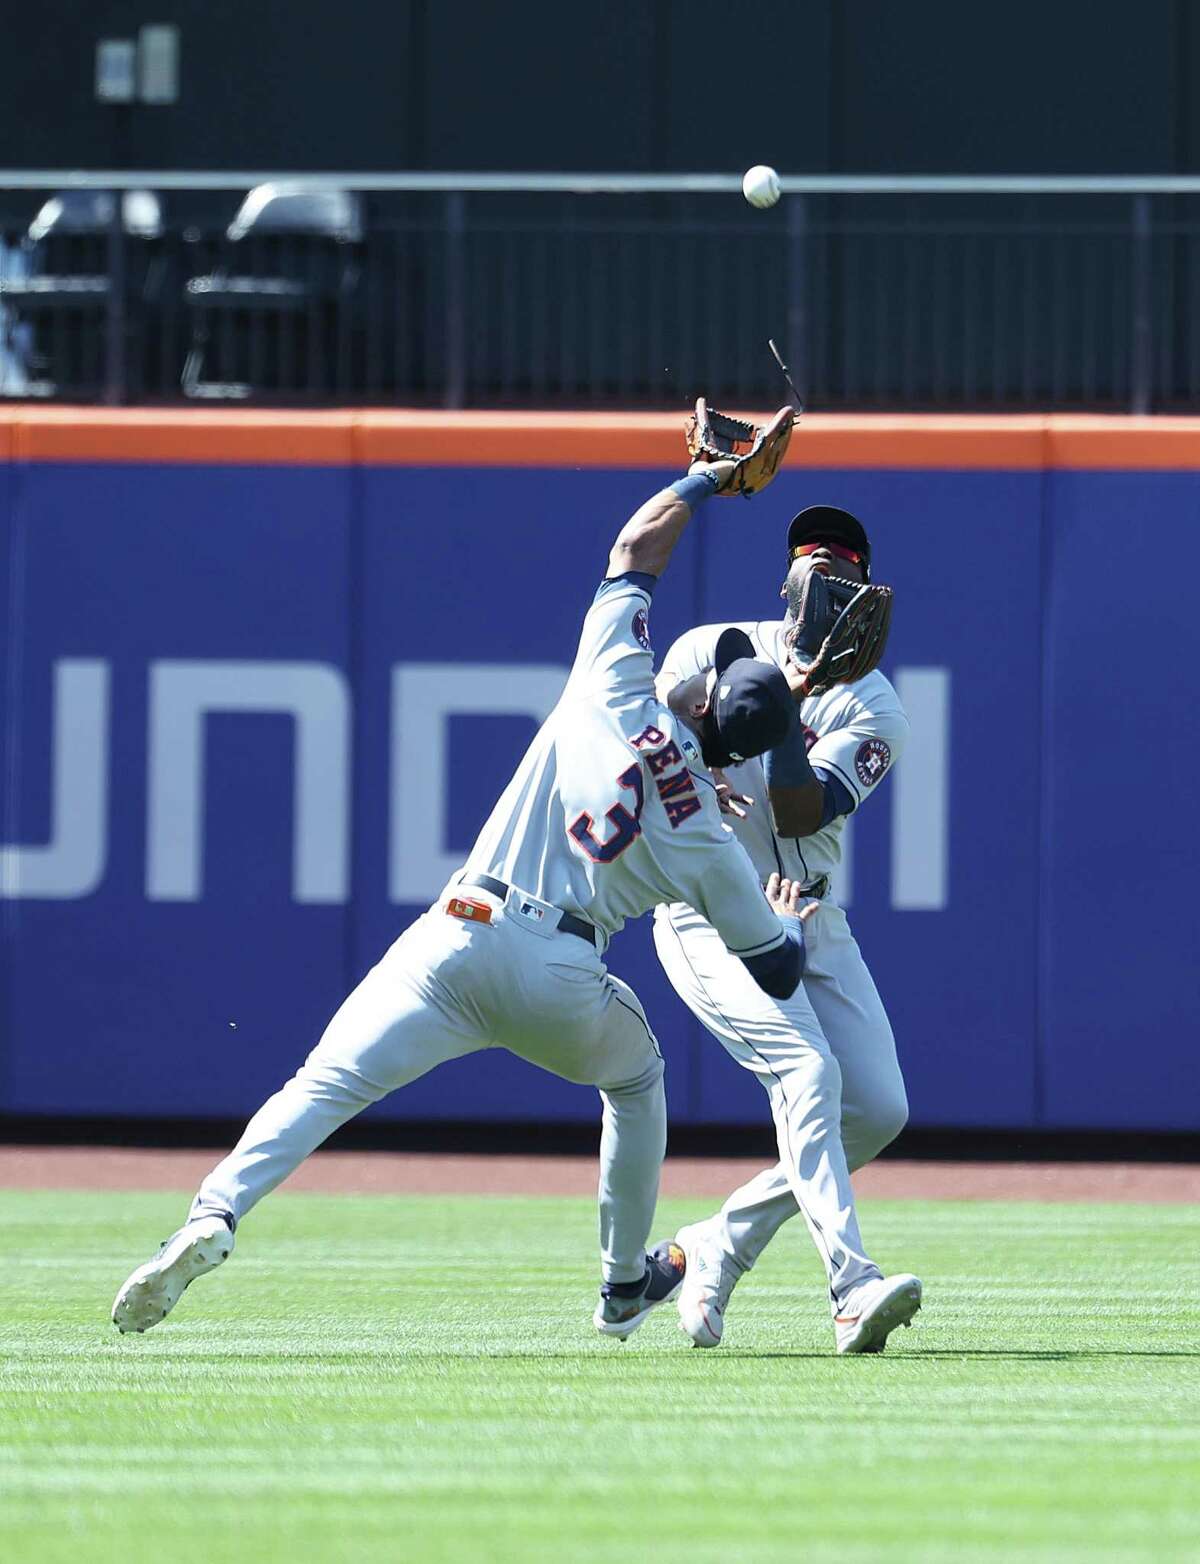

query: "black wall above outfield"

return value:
[3, 0, 1200, 175]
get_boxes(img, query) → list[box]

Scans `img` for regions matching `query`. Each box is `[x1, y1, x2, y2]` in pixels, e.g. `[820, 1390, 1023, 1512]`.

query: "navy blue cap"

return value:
[786, 505, 871, 579]
[706, 629, 794, 766]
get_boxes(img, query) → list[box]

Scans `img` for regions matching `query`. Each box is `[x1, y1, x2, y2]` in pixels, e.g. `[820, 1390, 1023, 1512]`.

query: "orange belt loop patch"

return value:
[446, 896, 493, 924]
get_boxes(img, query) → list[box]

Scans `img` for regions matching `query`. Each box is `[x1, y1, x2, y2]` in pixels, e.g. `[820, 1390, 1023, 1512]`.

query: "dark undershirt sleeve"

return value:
[814, 766, 857, 827]
[600, 570, 658, 596]
[740, 924, 805, 999]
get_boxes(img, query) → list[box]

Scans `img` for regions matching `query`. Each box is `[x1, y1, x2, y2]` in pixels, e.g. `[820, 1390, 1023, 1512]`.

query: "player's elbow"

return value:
[768, 783, 825, 839]
[770, 803, 821, 839]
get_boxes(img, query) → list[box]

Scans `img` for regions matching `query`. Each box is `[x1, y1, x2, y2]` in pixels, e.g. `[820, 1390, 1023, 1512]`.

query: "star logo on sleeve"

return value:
[854, 738, 892, 787]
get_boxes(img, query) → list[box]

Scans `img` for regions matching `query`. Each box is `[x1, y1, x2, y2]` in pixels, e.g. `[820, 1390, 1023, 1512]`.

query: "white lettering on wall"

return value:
[827, 666, 950, 910]
[390, 663, 567, 903]
[146, 660, 350, 903]
[0, 659, 951, 910]
[0, 659, 110, 899]
[891, 667, 951, 910]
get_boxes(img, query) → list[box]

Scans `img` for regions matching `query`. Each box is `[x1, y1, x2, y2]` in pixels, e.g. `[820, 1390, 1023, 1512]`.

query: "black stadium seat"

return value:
[181, 184, 363, 400]
[0, 190, 164, 400]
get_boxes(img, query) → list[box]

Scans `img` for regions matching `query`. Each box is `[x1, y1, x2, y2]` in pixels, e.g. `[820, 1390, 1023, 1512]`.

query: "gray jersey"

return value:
[463, 579, 786, 956]
[660, 619, 909, 890]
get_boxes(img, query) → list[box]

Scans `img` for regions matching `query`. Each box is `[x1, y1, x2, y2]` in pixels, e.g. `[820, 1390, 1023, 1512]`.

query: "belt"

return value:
[467, 874, 599, 949]
[771, 874, 828, 901]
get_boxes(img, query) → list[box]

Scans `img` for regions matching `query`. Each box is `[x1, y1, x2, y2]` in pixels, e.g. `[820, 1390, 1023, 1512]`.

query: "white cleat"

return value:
[674, 1221, 742, 1349]
[111, 1215, 235, 1335]
[834, 1273, 922, 1355]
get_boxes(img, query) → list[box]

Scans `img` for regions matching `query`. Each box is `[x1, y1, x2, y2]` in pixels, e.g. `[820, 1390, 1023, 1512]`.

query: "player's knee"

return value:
[296, 1058, 388, 1109]
[601, 1050, 665, 1102]
[859, 1082, 909, 1160]
[620, 1052, 666, 1097]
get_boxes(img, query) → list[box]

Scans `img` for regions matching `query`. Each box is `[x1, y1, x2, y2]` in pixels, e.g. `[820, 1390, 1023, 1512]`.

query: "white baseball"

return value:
[742, 164, 781, 209]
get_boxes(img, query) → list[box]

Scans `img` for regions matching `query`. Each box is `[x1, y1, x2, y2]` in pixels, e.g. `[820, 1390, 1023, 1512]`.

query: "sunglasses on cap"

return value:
[790, 541, 865, 568]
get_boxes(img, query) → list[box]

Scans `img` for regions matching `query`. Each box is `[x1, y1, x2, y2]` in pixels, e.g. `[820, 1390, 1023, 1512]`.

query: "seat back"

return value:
[29, 190, 163, 241]
[226, 185, 362, 244]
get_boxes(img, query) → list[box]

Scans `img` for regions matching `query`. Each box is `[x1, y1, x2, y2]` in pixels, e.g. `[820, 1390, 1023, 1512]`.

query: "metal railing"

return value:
[2, 171, 1199, 412]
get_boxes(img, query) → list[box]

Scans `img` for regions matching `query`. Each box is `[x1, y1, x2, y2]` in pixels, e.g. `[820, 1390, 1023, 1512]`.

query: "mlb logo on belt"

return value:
[519, 900, 546, 922]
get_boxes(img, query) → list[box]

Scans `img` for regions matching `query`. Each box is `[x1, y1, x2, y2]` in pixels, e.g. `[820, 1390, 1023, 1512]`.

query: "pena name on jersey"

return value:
[660, 619, 909, 892]
[462, 577, 786, 958]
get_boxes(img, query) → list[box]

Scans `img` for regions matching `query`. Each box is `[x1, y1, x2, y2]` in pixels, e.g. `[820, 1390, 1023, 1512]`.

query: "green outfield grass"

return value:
[1, 1189, 1198, 1564]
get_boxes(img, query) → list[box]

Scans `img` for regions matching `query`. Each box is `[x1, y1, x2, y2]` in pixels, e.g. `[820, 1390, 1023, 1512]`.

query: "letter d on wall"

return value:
[390, 663, 567, 903]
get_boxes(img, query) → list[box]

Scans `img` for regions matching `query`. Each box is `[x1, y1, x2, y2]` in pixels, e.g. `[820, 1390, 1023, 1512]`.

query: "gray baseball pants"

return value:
[653, 898, 908, 1308]
[191, 883, 666, 1284]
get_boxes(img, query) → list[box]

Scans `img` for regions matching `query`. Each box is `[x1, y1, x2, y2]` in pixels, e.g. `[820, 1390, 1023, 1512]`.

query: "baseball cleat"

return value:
[111, 1215, 235, 1335]
[834, 1273, 922, 1355]
[593, 1240, 686, 1340]
[674, 1220, 742, 1348]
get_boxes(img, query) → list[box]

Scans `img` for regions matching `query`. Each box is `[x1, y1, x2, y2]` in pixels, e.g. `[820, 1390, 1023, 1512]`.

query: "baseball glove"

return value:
[685, 399, 797, 497]
[784, 569, 894, 696]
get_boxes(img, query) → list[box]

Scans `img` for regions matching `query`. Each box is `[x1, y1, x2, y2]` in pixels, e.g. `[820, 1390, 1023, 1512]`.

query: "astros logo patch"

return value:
[855, 737, 891, 787]
[632, 609, 651, 651]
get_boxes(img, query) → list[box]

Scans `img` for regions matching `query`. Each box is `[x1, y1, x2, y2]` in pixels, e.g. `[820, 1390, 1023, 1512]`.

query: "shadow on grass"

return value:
[722, 1349, 1200, 1361]
[90, 1345, 1200, 1364]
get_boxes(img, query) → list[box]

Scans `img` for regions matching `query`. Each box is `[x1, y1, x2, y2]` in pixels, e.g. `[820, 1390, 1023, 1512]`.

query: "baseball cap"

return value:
[704, 628, 794, 767]
[786, 505, 871, 579]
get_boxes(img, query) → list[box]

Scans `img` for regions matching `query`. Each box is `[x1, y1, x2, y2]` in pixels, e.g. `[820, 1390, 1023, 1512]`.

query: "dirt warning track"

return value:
[0, 1146, 1197, 1202]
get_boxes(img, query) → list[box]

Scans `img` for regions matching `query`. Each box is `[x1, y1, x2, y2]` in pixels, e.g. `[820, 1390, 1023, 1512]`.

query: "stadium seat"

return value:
[0, 190, 164, 400]
[181, 184, 363, 401]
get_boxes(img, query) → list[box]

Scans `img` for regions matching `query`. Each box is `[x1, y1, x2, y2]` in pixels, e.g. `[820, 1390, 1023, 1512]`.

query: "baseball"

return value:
[742, 164, 781, 209]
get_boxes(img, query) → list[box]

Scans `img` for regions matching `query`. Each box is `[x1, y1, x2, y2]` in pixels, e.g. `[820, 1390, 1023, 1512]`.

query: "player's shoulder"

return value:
[663, 619, 759, 668]
[584, 573, 655, 640]
[745, 619, 792, 669]
[808, 667, 907, 728]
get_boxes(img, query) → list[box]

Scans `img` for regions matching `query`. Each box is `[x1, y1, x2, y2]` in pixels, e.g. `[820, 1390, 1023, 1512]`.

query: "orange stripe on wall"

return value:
[356, 412, 1051, 469]
[7, 407, 357, 465]
[1, 407, 1198, 470]
[1046, 416, 1200, 470]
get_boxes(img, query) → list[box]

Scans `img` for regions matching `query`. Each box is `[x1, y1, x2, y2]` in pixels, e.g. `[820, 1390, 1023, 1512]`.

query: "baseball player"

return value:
[653, 504, 921, 1354]
[111, 413, 812, 1341]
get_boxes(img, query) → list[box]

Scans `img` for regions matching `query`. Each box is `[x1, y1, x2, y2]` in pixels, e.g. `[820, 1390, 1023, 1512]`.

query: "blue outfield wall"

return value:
[0, 455, 1196, 1133]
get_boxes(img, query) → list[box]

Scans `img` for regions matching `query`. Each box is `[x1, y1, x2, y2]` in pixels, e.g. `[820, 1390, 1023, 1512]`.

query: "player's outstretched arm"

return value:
[608, 400, 795, 578]
[606, 462, 734, 579]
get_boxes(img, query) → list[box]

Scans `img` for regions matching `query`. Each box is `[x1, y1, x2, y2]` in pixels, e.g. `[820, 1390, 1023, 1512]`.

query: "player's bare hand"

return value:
[711, 766, 753, 818]
[765, 873, 821, 923]
[688, 456, 738, 493]
[780, 656, 814, 700]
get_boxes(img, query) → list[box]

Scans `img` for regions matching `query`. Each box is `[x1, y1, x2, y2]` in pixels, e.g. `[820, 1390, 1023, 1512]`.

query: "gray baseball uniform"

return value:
[190, 578, 791, 1284]
[653, 617, 910, 1307]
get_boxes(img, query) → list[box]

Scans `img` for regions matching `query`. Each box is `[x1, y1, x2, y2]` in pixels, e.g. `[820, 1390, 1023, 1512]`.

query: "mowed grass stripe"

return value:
[1, 1190, 1197, 1564]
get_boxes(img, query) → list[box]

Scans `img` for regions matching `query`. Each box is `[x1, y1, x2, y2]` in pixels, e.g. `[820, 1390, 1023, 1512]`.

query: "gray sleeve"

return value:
[659, 624, 725, 684]
[567, 578, 655, 697]
[672, 828, 786, 960]
[807, 707, 910, 812]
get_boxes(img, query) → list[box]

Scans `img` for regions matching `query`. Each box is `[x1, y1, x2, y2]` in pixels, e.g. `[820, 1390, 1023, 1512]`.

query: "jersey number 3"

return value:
[569, 764, 644, 863]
